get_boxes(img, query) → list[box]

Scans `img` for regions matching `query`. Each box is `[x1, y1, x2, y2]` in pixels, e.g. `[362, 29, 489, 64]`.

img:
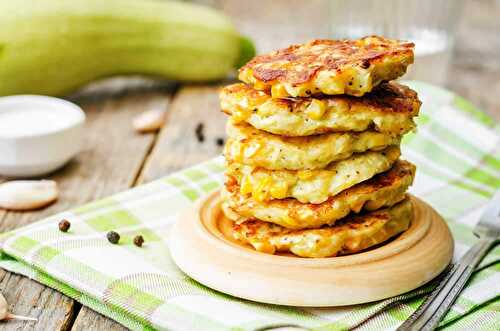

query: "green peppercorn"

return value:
[58, 219, 71, 232]
[106, 231, 120, 244]
[133, 235, 145, 247]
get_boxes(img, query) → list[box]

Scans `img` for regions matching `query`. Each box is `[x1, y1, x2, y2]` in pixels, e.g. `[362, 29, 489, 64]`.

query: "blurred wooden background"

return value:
[0, 1, 498, 330]
[216, 0, 500, 121]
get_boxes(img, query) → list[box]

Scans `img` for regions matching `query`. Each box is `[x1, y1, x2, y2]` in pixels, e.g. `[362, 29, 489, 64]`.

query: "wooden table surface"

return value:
[1, 1, 499, 330]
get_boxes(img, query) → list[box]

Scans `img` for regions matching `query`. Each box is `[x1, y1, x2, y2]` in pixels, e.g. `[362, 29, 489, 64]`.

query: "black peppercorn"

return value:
[133, 235, 145, 247]
[58, 219, 71, 232]
[195, 122, 203, 133]
[215, 137, 224, 146]
[107, 231, 120, 244]
[195, 123, 205, 142]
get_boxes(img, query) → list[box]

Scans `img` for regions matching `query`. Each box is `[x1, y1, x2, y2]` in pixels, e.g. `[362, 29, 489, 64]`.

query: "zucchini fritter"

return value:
[222, 160, 415, 229]
[231, 198, 413, 258]
[225, 121, 400, 170]
[239, 36, 414, 97]
[226, 146, 400, 204]
[220, 82, 420, 136]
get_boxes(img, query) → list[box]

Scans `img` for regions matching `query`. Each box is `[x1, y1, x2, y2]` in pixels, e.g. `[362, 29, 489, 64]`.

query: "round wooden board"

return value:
[169, 191, 454, 306]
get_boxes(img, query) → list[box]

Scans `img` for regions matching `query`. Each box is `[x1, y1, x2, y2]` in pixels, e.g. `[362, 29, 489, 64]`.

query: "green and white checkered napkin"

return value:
[0, 81, 499, 331]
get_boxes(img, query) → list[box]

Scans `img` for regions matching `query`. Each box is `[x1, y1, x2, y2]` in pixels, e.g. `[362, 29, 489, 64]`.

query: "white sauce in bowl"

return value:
[0, 109, 72, 138]
[0, 95, 86, 177]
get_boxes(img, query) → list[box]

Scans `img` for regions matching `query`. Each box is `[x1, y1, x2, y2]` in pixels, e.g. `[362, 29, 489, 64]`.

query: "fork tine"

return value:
[474, 190, 500, 238]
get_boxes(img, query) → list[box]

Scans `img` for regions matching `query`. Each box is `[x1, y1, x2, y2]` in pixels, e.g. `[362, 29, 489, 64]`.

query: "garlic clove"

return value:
[0, 180, 58, 211]
[0, 292, 37, 322]
[132, 109, 166, 133]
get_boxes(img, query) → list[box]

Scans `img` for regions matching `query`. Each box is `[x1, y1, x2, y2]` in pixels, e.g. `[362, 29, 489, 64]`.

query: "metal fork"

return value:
[398, 190, 500, 331]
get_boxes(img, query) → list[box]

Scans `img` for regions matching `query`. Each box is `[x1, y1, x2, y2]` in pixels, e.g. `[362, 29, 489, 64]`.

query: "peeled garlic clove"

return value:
[133, 109, 166, 133]
[0, 292, 37, 322]
[0, 180, 58, 211]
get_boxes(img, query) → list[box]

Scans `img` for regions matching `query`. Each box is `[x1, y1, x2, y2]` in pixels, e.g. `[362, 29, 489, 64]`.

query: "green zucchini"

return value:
[0, 0, 255, 96]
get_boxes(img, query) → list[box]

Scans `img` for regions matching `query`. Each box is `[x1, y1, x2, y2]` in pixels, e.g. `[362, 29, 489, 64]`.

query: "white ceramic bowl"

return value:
[0, 95, 86, 177]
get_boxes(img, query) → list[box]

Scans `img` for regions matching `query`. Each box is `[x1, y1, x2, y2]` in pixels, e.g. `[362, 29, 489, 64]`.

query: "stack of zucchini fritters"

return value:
[220, 36, 421, 258]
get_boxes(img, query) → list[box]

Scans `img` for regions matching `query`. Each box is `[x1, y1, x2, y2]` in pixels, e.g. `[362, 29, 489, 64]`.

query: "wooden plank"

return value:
[449, 0, 500, 121]
[71, 308, 127, 331]
[0, 90, 171, 331]
[139, 85, 227, 182]
[0, 272, 78, 331]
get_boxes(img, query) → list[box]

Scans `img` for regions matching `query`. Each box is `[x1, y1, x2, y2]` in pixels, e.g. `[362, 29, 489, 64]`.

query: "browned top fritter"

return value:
[239, 36, 415, 97]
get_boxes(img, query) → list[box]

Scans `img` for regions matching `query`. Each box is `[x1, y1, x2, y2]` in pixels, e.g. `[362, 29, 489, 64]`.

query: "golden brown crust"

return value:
[220, 82, 420, 136]
[230, 198, 413, 258]
[239, 36, 414, 97]
[222, 160, 415, 229]
[242, 38, 413, 84]
[349, 82, 420, 114]
[222, 82, 420, 114]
